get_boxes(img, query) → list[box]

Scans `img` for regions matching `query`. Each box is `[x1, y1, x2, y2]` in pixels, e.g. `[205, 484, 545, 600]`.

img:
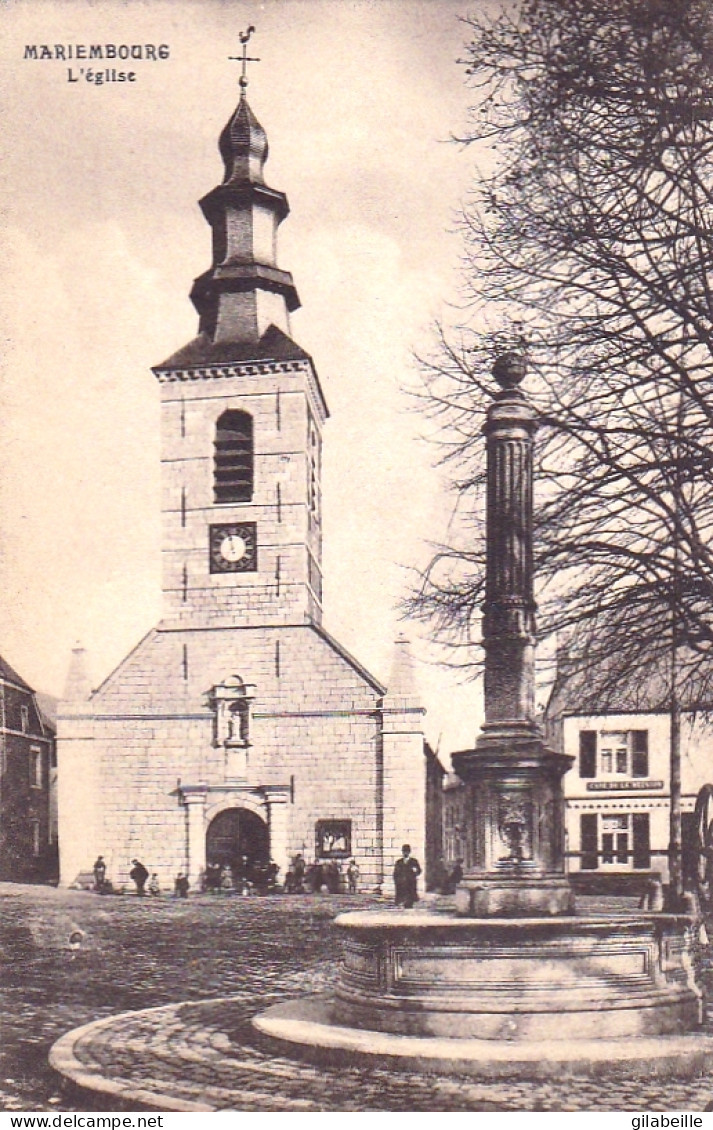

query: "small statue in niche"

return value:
[210, 676, 256, 749]
[226, 700, 250, 746]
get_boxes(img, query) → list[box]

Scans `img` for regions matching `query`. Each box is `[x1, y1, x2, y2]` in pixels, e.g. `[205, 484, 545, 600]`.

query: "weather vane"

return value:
[229, 26, 260, 92]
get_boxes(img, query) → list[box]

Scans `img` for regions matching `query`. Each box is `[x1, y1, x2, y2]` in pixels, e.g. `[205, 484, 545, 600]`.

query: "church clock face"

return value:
[209, 522, 258, 574]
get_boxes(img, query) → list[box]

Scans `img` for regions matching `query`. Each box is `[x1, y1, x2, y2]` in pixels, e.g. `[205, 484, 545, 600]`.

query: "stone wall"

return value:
[159, 361, 324, 628]
[57, 622, 430, 894]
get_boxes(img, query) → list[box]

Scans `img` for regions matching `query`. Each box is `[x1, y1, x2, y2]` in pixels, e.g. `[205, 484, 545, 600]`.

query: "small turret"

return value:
[63, 643, 92, 703]
[384, 634, 423, 712]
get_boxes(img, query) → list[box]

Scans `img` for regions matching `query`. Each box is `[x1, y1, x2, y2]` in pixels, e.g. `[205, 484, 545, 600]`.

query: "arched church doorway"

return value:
[206, 807, 269, 877]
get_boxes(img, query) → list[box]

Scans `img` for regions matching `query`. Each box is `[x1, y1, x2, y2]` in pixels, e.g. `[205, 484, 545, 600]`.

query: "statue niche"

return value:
[210, 676, 256, 781]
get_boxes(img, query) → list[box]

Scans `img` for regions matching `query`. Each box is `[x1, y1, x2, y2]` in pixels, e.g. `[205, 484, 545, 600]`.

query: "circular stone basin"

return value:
[254, 909, 706, 1070]
[329, 910, 703, 1041]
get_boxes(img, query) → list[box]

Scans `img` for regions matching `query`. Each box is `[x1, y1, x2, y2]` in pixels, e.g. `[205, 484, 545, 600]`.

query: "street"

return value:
[2, 883, 713, 1112]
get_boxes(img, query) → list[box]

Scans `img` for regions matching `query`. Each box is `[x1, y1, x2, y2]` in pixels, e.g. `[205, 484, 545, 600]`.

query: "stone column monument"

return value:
[452, 353, 574, 917]
[256, 356, 707, 1072]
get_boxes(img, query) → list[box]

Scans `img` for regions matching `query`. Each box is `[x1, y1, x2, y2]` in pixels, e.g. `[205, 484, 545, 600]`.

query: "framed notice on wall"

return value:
[315, 819, 351, 859]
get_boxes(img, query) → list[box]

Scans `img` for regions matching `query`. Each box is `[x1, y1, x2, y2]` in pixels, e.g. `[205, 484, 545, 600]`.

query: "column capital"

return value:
[180, 784, 208, 805]
[484, 391, 538, 437]
[261, 786, 290, 807]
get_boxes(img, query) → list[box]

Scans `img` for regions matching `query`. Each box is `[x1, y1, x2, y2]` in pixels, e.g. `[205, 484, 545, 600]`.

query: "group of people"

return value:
[283, 854, 361, 894]
[131, 859, 190, 898]
[92, 856, 189, 898]
[203, 857, 280, 896]
[91, 844, 451, 906]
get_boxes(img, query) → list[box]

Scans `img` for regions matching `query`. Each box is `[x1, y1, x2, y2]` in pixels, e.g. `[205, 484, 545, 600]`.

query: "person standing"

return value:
[92, 856, 107, 892]
[129, 859, 149, 897]
[347, 858, 360, 894]
[393, 844, 421, 909]
[174, 872, 190, 898]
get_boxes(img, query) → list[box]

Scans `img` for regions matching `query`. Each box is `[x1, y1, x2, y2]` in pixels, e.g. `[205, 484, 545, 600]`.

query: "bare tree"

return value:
[411, 0, 713, 898]
[413, 0, 713, 690]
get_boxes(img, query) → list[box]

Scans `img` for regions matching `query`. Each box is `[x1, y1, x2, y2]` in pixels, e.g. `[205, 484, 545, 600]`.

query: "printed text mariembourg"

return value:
[24, 44, 170, 60]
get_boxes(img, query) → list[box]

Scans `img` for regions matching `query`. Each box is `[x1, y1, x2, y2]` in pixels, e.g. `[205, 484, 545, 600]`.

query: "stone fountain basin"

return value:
[328, 909, 703, 1040]
[254, 908, 708, 1074]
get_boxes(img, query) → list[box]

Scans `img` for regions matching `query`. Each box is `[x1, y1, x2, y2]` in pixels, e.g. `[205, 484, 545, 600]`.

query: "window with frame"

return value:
[29, 747, 42, 789]
[579, 812, 650, 870]
[31, 819, 41, 857]
[601, 815, 629, 864]
[578, 729, 648, 778]
[20, 705, 29, 733]
[600, 732, 629, 776]
[214, 410, 254, 503]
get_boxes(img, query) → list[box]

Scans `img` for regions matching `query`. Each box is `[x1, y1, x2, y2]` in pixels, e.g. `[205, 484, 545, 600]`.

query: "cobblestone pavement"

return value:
[3, 882, 713, 1113]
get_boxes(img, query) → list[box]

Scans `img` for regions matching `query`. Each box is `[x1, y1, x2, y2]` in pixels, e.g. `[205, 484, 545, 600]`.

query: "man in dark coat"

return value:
[93, 856, 107, 892]
[174, 872, 190, 898]
[129, 859, 149, 896]
[393, 844, 421, 908]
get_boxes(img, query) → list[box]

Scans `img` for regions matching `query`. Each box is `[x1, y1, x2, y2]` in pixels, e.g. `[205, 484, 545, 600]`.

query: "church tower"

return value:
[57, 46, 433, 895]
[154, 78, 326, 629]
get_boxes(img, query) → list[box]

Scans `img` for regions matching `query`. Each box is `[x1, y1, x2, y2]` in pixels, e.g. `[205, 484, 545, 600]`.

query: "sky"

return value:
[0, 0, 495, 757]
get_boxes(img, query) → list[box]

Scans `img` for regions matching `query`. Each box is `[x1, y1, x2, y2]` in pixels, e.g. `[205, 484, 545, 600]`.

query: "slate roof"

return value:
[35, 691, 58, 734]
[153, 324, 313, 371]
[546, 646, 713, 719]
[0, 654, 33, 692]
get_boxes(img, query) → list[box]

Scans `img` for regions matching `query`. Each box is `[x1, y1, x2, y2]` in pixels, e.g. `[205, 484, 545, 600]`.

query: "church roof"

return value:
[312, 623, 386, 695]
[153, 324, 312, 371]
[34, 691, 58, 733]
[0, 654, 33, 692]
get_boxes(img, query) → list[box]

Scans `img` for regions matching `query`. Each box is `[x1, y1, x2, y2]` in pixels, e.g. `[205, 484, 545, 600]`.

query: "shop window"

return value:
[579, 812, 650, 871]
[601, 815, 628, 865]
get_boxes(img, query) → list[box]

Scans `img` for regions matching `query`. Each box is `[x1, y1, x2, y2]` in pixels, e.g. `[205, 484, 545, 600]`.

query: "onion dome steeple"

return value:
[158, 29, 301, 364]
[219, 93, 269, 185]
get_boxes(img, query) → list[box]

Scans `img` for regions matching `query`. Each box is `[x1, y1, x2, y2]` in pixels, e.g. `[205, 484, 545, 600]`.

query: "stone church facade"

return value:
[57, 81, 440, 893]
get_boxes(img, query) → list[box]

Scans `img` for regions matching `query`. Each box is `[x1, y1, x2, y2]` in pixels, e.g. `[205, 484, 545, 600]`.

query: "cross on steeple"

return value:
[229, 26, 260, 92]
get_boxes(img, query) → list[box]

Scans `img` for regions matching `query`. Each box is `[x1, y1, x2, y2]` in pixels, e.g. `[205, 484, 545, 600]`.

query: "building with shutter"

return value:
[545, 652, 713, 890]
[0, 655, 57, 881]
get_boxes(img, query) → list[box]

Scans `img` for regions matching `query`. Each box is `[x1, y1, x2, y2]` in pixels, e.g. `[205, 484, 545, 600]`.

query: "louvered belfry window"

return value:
[214, 410, 254, 503]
